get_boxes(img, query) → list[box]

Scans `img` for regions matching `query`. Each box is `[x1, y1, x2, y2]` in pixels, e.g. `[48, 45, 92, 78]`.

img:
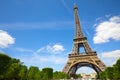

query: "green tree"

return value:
[53, 71, 60, 79]
[19, 65, 28, 80]
[74, 74, 82, 79]
[105, 67, 113, 80]
[0, 53, 11, 79]
[113, 58, 120, 79]
[42, 67, 53, 80]
[99, 71, 106, 80]
[27, 66, 39, 80]
[5, 58, 21, 80]
[53, 71, 69, 79]
[34, 70, 42, 80]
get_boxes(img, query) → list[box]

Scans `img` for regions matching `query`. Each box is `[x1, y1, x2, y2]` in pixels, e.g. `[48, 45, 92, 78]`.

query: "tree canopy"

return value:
[0, 53, 11, 79]
[0, 53, 55, 80]
[99, 58, 120, 80]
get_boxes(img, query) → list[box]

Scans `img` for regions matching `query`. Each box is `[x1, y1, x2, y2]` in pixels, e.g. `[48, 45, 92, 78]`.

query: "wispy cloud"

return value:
[19, 53, 67, 71]
[0, 21, 73, 30]
[0, 49, 5, 53]
[15, 47, 34, 53]
[12, 43, 67, 70]
[93, 16, 120, 44]
[15, 44, 65, 55]
[60, 0, 73, 16]
[0, 30, 15, 48]
[20, 54, 67, 65]
[95, 14, 112, 22]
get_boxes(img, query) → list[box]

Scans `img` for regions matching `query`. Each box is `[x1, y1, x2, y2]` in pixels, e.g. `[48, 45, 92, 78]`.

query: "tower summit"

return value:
[74, 4, 84, 38]
[62, 4, 106, 78]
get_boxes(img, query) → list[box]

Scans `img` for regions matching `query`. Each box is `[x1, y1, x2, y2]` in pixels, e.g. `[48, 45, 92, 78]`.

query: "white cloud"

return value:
[20, 55, 67, 65]
[20, 53, 67, 71]
[14, 43, 67, 69]
[16, 47, 67, 71]
[110, 16, 120, 22]
[37, 44, 65, 54]
[102, 49, 120, 58]
[97, 50, 120, 66]
[0, 30, 15, 48]
[93, 16, 120, 44]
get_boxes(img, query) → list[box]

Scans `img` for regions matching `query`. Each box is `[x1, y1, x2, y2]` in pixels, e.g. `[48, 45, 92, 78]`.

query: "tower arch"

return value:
[68, 61, 101, 77]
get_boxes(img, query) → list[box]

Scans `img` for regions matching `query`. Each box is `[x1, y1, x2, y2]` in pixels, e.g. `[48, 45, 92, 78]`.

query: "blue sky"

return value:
[0, 0, 120, 73]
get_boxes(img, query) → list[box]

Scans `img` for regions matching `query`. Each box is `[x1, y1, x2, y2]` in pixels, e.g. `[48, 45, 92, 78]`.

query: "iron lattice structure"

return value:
[62, 5, 106, 77]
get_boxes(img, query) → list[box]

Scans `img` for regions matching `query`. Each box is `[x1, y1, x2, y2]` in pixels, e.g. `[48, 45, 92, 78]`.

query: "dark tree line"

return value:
[98, 58, 120, 80]
[0, 53, 70, 80]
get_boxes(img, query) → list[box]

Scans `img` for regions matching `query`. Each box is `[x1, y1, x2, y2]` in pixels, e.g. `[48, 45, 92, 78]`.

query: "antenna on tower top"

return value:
[74, 3, 78, 9]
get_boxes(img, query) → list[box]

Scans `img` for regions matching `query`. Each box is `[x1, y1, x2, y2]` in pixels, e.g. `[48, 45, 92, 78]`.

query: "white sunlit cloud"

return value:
[16, 44, 65, 55]
[98, 49, 120, 66]
[93, 16, 120, 44]
[102, 49, 120, 58]
[0, 30, 15, 48]
[37, 44, 65, 54]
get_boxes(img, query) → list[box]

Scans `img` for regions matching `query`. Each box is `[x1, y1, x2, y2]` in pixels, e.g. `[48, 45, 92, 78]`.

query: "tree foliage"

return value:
[53, 71, 69, 79]
[99, 71, 106, 80]
[0, 53, 11, 79]
[105, 67, 113, 80]
[34, 70, 41, 80]
[19, 65, 28, 80]
[0, 53, 71, 80]
[74, 74, 82, 79]
[5, 58, 21, 80]
[42, 67, 53, 80]
[113, 58, 120, 79]
[27, 66, 40, 80]
[99, 58, 120, 80]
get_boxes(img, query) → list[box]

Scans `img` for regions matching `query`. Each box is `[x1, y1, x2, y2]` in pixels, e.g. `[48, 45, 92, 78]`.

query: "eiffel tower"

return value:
[62, 4, 106, 77]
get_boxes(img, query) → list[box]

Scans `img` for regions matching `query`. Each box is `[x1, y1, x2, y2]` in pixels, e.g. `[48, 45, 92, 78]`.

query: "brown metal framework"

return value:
[62, 4, 106, 77]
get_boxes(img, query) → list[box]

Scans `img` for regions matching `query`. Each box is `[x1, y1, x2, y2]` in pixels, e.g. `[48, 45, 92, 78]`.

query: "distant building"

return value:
[90, 72, 96, 79]
[80, 72, 97, 80]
